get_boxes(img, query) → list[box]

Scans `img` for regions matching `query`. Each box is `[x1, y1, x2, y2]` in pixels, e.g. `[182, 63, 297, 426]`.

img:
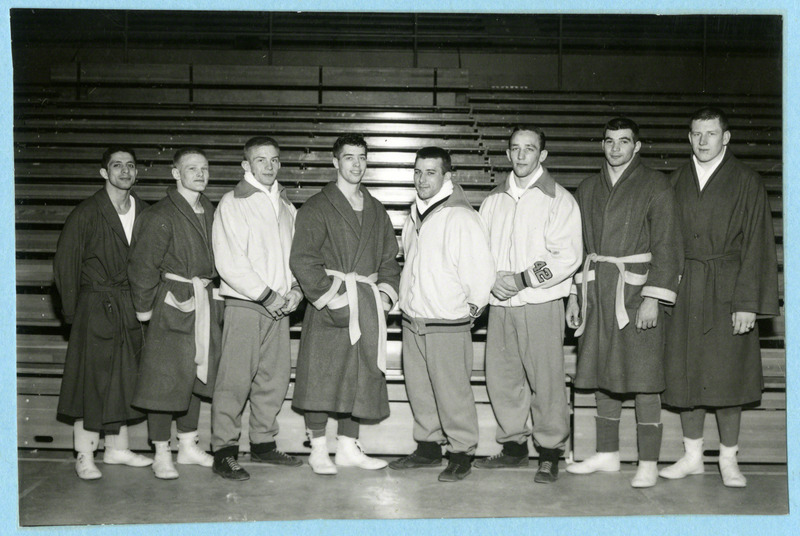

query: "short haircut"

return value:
[508, 125, 546, 151]
[690, 107, 730, 132]
[333, 134, 368, 158]
[415, 146, 452, 174]
[243, 136, 280, 160]
[604, 117, 640, 143]
[173, 147, 208, 167]
[102, 146, 136, 169]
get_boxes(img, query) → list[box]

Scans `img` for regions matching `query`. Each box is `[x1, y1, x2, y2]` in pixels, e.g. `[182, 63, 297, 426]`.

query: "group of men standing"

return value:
[53, 106, 778, 489]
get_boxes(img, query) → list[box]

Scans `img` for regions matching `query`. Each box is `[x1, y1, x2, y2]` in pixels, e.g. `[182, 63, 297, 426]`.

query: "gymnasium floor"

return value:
[18, 450, 788, 526]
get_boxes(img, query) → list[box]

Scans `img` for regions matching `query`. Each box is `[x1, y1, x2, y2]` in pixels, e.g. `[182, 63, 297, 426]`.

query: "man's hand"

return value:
[566, 294, 581, 329]
[732, 311, 756, 335]
[263, 293, 287, 319]
[280, 289, 303, 315]
[491, 271, 519, 301]
[635, 297, 659, 331]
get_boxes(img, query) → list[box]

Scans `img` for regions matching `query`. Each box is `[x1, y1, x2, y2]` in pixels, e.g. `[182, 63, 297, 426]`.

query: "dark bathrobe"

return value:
[664, 151, 779, 407]
[574, 157, 683, 393]
[290, 182, 401, 420]
[128, 186, 224, 411]
[54, 187, 148, 430]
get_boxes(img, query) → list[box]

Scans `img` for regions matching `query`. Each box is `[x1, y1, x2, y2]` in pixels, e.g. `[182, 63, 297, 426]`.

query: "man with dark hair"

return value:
[54, 147, 152, 479]
[565, 117, 683, 488]
[659, 107, 779, 488]
[210, 136, 303, 480]
[389, 146, 495, 482]
[477, 125, 582, 483]
[290, 134, 401, 475]
[128, 147, 224, 479]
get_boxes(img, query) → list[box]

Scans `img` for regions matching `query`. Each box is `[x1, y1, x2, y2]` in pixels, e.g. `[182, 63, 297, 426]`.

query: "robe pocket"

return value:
[325, 304, 351, 328]
[622, 270, 649, 309]
[88, 299, 117, 341]
[160, 291, 195, 334]
[715, 260, 739, 305]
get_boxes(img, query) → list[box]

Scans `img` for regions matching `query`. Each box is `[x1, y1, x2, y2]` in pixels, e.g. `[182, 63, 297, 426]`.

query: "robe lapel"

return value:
[322, 182, 362, 237]
[95, 187, 131, 247]
[353, 186, 377, 267]
[167, 186, 213, 253]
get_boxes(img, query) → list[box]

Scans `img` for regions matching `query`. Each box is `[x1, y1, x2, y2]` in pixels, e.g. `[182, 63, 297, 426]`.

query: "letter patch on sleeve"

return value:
[533, 261, 553, 283]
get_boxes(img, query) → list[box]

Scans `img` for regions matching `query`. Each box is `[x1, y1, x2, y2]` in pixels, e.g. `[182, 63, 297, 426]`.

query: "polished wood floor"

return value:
[18, 449, 788, 527]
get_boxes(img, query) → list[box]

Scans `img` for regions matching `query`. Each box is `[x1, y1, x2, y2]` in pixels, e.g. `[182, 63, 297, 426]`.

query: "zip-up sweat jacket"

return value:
[212, 175, 298, 307]
[400, 182, 495, 321]
[479, 168, 582, 307]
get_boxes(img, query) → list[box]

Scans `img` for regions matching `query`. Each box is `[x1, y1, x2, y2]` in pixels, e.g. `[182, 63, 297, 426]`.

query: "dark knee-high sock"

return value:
[716, 406, 742, 447]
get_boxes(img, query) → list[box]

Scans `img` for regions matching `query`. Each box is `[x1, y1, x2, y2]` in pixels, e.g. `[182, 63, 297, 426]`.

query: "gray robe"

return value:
[54, 188, 148, 430]
[290, 182, 401, 420]
[128, 186, 224, 411]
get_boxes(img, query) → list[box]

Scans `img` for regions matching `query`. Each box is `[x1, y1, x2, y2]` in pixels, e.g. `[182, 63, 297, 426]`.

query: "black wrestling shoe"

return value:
[389, 452, 443, 470]
[213, 455, 250, 481]
[534, 460, 559, 483]
[474, 452, 529, 468]
[438, 453, 472, 482]
[250, 448, 303, 467]
[533, 447, 562, 483]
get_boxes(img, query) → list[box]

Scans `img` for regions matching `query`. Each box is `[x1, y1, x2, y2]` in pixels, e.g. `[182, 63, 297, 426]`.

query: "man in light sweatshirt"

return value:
[477, 126, 582, 483]
[390, 147, 495, 482]
[210, 136, 303, 480]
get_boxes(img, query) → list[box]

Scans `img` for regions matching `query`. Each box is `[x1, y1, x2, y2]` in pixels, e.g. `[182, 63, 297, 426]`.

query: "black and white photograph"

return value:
[9, 5, 792, 531]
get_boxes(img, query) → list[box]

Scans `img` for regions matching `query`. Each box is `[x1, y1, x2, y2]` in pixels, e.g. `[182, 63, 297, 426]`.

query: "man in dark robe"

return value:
[566, 118, 683, 488]
[54, 146, 153, 479]
[659, 107, 779, 488]
[128, 148, 224, 479]
[290, 134, 401, 475]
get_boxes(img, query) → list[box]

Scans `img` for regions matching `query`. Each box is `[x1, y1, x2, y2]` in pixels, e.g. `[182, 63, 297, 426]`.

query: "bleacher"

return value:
[15, 64, 785, 463]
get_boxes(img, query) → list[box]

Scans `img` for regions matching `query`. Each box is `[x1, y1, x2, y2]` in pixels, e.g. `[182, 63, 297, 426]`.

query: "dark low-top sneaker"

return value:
[213, 455, 250, 481]
[438, 460, 472, 482]
[389, 452, 443, 470]
[534, 459, 559, 483]
[474, 452, 529, 469]
[250, 449, 303, 467]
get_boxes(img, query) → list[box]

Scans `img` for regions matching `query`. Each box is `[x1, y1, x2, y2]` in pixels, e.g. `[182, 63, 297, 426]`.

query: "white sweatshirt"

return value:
[400, 182, 495, 320]
[479, 167, 582, 307]
[212, 174, 297, 304]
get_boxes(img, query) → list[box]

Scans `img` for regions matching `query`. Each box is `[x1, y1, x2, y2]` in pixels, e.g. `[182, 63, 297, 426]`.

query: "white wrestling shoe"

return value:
[335, 436, 388, 470]
[152, 441, 179, 480]
[566, 451, 620, 474]
[631, 461, 658, 488]
[719, 444, 747, 488]
[75, 452, 102, 480]
[659, 437, 704, 479]
[309, 435, 337, 475]
[176, 431, 213, 467]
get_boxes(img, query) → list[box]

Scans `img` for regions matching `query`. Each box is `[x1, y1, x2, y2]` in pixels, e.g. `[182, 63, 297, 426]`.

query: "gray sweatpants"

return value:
[484, 301, 570, 450]
[211, 305, 291, 450]
[402, 323, 478, 454]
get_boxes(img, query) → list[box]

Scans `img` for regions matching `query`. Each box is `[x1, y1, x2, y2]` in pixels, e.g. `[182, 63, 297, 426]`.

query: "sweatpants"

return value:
[402, 323, 478, 454]
[485, 302, 570, 450]
[211, 306, 291, 450]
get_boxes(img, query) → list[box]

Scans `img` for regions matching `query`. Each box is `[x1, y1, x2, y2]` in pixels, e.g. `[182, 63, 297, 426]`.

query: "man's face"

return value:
[333, 144, 367, 185]
[172, 152, 209, 193]
[602, 128, 641, 169]
[414, 157, 450, 201]
[506, 130, 547, 179]
[100, 151, 137, 191]
[689, 118, 731, 163]
[243, 144, 281, 187]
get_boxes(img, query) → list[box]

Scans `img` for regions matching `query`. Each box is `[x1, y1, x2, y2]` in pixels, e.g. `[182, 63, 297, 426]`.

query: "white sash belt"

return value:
[164, 273, 211, 383]
[316, 270, 387, 373]
[574, 252, 651, 337]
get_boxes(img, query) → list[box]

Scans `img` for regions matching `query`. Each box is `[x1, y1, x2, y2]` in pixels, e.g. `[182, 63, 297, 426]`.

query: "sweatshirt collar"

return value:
[234, 172, 283, 199]
[502, 166, 556, 199]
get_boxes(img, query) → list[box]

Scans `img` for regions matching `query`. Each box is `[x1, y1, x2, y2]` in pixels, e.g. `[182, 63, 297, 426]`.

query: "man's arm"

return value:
[52, 207, 87, 324]
[127, 210, 171, 321]
[289, 203, 341, 309]
[376, 208, 401, 311]
[512, 193, 583, 292]
[449, 210, 495, 315]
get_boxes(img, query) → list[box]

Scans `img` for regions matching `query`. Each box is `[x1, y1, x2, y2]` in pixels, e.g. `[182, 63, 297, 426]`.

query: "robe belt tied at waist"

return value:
[684, 251, 740, 334]
[316, 270, 388, 374]
[164, 273, 212, 383]
[574, 252, 652, 337]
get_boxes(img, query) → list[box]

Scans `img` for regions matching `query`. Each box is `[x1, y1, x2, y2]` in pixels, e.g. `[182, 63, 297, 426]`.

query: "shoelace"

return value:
[226, 457, 243, 471]
[539, 461, 553, 473]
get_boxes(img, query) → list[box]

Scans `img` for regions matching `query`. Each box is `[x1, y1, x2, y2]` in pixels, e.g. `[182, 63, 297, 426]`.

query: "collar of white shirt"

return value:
[692, 146, 727, 190]
[507, 165, 544, 199]
[415, 179, 454, 217]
